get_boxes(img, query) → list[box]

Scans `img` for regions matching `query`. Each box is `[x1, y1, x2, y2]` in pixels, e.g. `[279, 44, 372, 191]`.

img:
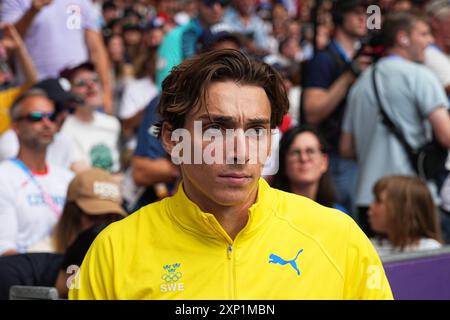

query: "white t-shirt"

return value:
[0, 129, 81, 169]
[60, 112, 121, 172]
[119, 77, 158, 120]
[0, 129, 18, 162]
[0, 160, 74, 254]
[370, 237, 442, 257]
[425, 46, 450, 88]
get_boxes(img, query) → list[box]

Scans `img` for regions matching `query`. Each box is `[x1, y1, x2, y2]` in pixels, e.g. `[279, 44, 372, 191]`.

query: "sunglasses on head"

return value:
[16, 111, 57, 123]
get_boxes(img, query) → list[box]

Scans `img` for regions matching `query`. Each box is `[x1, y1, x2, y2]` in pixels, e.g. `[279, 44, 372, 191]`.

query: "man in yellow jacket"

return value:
[70, 49, 393, 300]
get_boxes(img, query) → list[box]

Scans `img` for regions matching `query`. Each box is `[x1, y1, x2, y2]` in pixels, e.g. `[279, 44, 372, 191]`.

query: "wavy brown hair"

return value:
[157, 49, 289, 130]
[373, 175, 442, 250]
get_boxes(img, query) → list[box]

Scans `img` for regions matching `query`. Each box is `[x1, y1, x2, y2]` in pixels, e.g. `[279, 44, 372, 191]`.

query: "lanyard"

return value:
[11, 158, 62, 220]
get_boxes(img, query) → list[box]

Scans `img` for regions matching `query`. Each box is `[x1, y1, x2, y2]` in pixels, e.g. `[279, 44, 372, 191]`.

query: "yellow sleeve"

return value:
[69, 229, 117, 300]
[0, 87, 22, 134]
[343, 219, 394, 300]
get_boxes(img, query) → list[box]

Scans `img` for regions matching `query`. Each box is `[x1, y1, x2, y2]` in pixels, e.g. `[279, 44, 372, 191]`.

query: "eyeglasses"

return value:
[287, 147, 322, 160]
[16, 111, 57, 123]
[203, 0, 228, 8]
[73, 75, 99, 87]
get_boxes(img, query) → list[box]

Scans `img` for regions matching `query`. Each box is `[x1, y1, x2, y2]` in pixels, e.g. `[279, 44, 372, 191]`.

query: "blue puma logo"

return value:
[269, 249, 304, 276]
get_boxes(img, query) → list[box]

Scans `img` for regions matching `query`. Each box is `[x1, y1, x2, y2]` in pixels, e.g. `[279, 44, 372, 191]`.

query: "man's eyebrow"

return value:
[246, 118, 270, 126]
[196, 114, 270, 126]
[196, 114, 235, 124]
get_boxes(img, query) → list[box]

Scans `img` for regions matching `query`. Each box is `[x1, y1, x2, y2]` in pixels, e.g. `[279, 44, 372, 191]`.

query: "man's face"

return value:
[13, 96, 56, 151]
[165, 81, 272, 208]
[70, 69, 103, 108]
[233, 0, 255, 15]
[407, 20, 434, 63]
[198, 0, 226, 27]
[341, 7, 368, 38]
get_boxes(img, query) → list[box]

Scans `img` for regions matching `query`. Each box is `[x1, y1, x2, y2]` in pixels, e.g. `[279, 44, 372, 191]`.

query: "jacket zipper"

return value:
[227, 244, 234, 299]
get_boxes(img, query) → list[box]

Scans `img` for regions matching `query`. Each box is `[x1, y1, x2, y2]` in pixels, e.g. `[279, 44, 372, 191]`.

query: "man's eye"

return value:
[205, 123, 222, 131]
[246, 127, 267, 137]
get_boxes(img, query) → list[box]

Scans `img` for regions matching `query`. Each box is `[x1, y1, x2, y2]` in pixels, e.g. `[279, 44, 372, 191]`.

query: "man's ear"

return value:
[161, 121, 175, 155]
[397, 31, 410, 47]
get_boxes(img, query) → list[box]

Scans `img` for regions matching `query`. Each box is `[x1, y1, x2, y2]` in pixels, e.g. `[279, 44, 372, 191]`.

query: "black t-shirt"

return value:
[0, 253, 63, 300]
[303, 40, 349, 153]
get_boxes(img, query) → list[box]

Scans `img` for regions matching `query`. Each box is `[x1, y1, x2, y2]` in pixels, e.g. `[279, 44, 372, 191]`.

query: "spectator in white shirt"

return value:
[0, 89, 73, 255]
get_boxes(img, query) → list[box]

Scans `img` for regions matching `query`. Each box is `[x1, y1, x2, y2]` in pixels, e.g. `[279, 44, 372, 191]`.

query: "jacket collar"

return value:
[166, 178, 277, 243]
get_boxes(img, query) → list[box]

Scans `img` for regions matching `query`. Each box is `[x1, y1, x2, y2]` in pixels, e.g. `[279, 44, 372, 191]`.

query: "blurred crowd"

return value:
[1, 0, 450, 297]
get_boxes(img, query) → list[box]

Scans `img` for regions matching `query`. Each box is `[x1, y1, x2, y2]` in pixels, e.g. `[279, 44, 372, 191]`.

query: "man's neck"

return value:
[237, 10, 251, 25]
[290, 182, 318, 201]
[334, 29, 359, 59]
[17, 147, 47, 172]
[75, 106, 95, 122]
[183, 181, 259, 240]
[385, 47, 410, 61]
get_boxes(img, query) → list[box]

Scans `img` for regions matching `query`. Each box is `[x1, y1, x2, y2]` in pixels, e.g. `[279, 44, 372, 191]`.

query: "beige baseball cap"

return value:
[67, 168, 127, 217]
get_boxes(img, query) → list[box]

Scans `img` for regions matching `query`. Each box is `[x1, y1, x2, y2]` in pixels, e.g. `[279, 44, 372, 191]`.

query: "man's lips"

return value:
[219, 173, 251, 179]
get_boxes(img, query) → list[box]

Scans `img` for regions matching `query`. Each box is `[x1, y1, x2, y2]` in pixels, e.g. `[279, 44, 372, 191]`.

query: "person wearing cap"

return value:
[196, 23, 242, 52]
[155, 0, 228, 88]
[0, 89, 74, 256]
[123, 23, 145, 68]
[28, 168, 126, 253]
[1, 0, 114, 115]
[302, 0, 372, 222]
[143, 17, 168, 50]
[59, 62, 122, 174]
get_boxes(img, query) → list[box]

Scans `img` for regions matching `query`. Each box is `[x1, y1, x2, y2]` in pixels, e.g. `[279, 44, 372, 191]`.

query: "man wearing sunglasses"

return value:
[156, 0, 229, 88]
[0, 89, 74, 256]
[0, 78, 86, 172]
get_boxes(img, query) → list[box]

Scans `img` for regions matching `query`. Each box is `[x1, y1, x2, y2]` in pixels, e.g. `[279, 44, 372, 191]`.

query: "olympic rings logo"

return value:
[161, 272, 182, 283]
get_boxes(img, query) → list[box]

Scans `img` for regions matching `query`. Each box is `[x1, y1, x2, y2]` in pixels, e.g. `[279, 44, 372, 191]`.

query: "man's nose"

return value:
[226, 129, 249, 164]
[41, 116, 55, 128]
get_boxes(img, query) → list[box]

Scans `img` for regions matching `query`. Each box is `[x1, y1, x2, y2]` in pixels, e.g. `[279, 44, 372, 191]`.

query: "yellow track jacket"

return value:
[69, 179, 393, 300]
